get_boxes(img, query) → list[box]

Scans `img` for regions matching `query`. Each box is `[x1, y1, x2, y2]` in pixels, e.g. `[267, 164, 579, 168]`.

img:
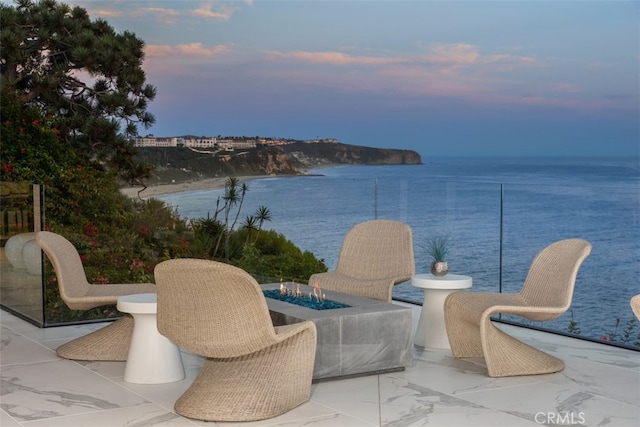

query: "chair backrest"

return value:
[154, 258, 279, 358]
[35, 231, 91, 310]
[631, 295, 640, 321]
[519, 238, 592, 317]
[336, 219, 415, 282]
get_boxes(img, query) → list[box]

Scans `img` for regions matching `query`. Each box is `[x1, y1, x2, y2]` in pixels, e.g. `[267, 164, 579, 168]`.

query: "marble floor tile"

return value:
[458, 381, 640, 427]
[109, 366, 201, 412]
[399, 348, 545, 396]
[0, 359, 148, 422]
[309, 375, 381, 424]
[378, 375, 539, 426]
[76, 359, 127, 379]
[506, 324, 640, 369]
[1, 409, 23, 427]
[547, 357, 640, 405]
[1, 309, 638, 427]
[0, 312, 42, 334]
[0, 327, 59, 365]
[19, 322, 109, 344]
[187, 401, 354, 427]
[15, 403, 198, 427]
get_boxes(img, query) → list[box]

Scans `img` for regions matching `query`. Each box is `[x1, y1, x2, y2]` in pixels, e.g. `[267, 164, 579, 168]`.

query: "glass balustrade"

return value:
[1, 177, 637, 351]
[0, 182, 44, 325]
[378, 179, 638, 349]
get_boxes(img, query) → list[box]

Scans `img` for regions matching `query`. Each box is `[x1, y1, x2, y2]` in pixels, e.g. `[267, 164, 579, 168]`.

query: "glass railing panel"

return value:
[377, 178, 638, 348]
[500, 183, 639, 346]
[159, 175, 379, 276]
[376, 179, 503, 301]
[154, 173, 640, 350]
[0, 182, 44, 326]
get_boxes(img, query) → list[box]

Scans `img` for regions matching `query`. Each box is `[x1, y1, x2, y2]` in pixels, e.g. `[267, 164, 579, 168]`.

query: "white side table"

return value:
[117, 293, 185, 384]
[411, 273, 472, 349]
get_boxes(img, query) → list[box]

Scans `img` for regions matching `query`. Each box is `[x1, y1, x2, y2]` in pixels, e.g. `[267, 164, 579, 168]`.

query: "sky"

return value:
[65, 1, 640, 157]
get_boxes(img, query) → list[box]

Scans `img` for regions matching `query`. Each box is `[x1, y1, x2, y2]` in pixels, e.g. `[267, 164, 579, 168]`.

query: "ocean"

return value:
[158, 157, 640, 344]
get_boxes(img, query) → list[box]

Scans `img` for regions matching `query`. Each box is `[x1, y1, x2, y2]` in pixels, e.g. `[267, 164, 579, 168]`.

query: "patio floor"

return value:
[1, 304, 639, 426]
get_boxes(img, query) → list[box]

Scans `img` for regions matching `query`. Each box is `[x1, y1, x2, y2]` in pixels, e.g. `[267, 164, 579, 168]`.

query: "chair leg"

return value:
[175, 326, 316, 422]
[482, 321, 564, 377]
[56, 315, 133, 361]
[444, 300, 484, 358]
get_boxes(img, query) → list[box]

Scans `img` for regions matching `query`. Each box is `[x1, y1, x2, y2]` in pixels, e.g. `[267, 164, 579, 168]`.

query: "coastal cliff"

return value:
[281, 141, 422, 168]
[135, 141, 422, 184]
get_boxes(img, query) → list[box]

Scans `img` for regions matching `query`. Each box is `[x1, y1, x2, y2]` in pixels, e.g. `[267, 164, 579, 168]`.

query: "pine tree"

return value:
[1, 0, 156, 184]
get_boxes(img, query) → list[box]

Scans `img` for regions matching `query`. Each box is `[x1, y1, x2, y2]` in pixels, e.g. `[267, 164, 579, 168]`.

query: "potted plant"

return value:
[424, 235, 449, 277]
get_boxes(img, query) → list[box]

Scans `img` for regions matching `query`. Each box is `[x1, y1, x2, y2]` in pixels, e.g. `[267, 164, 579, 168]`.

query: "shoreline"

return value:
[119, 175, 272, 199]
[120, 166, 335, 199]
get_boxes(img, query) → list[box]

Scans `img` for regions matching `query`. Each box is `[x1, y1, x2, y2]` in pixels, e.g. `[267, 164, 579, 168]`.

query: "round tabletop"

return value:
[411, 273, 472, 290]
[117, 293, 157, 314]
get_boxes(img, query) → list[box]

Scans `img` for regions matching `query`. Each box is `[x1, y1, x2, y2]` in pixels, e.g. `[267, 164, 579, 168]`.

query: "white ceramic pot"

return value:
[4, 232, 35, 270]
[22, 239, 42, 275]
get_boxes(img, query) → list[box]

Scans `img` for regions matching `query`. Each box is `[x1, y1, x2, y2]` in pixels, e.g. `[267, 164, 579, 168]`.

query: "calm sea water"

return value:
[159, 157, 640, 342]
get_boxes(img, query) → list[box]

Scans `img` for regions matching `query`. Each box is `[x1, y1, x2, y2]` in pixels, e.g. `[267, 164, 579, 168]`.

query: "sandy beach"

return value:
[120, 176, 269, 199]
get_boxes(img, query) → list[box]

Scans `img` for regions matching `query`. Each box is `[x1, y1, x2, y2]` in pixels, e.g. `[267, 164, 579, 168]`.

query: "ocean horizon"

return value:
[158, 156, 640, 345]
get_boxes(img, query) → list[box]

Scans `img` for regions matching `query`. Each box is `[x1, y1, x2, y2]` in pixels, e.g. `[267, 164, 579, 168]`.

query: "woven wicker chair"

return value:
[35, 231, 156, 361]
[631, 295, 640, 320]
[154, 258, 317, 422]
[444, 238, 592, 378]
[308, 219, 415, 302]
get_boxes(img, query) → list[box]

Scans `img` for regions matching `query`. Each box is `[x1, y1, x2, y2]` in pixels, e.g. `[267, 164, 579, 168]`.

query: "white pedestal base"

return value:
[117, 293, 185, 384]
[415, 288, 459, 348]
[411, 274, 472, 349]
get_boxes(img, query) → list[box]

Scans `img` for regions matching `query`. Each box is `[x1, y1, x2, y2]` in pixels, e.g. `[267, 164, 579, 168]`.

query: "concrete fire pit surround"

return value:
[262, 283, 414, 382]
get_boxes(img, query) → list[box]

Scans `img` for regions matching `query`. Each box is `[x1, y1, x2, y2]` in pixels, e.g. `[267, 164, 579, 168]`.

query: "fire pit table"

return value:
[262, 283, 414, 381]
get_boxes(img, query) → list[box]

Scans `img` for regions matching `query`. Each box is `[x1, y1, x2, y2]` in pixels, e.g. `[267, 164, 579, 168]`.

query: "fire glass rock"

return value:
[262, 289, 351, 310]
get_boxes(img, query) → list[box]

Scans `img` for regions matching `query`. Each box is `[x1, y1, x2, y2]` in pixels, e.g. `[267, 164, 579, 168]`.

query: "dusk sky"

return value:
[71, 1, 638, 158]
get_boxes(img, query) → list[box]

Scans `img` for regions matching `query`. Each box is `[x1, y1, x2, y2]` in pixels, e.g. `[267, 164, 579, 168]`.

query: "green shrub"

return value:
[234, 228, 327, 283]
[1, 94, 77, 184]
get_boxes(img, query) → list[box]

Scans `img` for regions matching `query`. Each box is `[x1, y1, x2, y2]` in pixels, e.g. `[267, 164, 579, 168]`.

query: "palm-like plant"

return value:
[424, 235, 449, 262]
[212, 177, 249, 260]
[255, 206, 271, 233]
[242, 215, 259, 244]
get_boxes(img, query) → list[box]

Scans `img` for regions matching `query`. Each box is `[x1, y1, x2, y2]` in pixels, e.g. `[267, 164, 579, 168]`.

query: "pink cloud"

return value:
[267, 43, 536, 70]
[142, 43, 233, 79]
[146, 43, 230, 58]
[83, 1, 250, 23]
[190, 2, 238, 20]
[266, 51, 400, 66]
[258, 43, 552, 108]
[88, 8, 123, 18]
[424, 43, 480, 65]
[78, 2, 182, 24]
[137, 7, 182, 24]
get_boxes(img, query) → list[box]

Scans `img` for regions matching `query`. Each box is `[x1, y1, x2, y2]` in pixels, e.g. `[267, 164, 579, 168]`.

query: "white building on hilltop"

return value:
[133, 137, 217, 148]
[133, 137, 179, 147]
[183, 138, 216, 148]
[217, 139, 257, 150]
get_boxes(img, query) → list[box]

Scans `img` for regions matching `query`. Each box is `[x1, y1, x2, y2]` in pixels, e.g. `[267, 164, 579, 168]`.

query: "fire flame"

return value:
[313, 280, 324, 302]
[278, 280, 324, 302]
